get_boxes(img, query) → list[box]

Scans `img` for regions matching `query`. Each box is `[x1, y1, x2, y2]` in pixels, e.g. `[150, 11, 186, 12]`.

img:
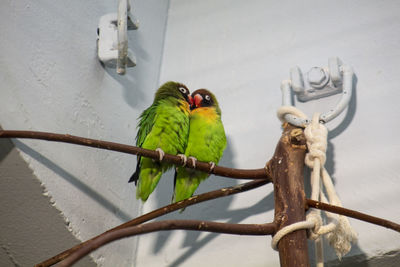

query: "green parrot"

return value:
[129, 81, 193, 201]
[173, 89, 227, 203]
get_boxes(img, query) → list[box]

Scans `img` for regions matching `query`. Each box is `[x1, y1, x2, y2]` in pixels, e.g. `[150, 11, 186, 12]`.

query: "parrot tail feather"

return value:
[136, 158, 165, 201]
[128, 157, 141, 184]
[173, 167, 178, 202]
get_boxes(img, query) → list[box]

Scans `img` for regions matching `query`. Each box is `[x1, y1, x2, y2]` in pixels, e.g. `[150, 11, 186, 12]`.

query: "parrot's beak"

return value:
[188, 95, 194, 107]
[193, 94, 203, 108]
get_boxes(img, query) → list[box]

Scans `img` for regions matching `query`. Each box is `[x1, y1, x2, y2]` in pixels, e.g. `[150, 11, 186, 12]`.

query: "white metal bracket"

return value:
[281, 57, 354, 126]
[97, 0, 139, 75]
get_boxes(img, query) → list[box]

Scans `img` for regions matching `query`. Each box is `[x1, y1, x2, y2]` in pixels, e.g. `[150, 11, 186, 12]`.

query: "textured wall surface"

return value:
[0, 0, 169, 265]
[136, 0, 400, 266]
[0, 0, 400, 266]
[0, 136, 95, 266]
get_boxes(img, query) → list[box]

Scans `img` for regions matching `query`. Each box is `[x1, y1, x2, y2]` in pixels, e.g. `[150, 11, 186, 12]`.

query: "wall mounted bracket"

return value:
[97, 0, 139, 75]
[281, 57, 354, 126]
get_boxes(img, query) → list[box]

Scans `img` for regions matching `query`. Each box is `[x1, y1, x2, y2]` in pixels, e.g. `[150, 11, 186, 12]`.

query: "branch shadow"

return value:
[0, 126, 14, 162]
[12, 140, 132, 222]
[147, 136, 274, 266]
[166, 191, 274, 267]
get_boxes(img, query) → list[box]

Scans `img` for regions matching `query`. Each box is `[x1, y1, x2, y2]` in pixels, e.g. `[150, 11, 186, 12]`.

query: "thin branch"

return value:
[6, 129, 400, 264]
[58, 220, 277, 267]
[0, 130, 268, 179]
[36, 179, 269, 267]
[306, 199, 400, 233]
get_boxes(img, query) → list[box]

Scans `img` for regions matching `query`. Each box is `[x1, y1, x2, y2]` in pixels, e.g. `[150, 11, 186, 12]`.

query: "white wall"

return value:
[0, 0, 169, 265]
[136, 0, 400, 266]
[1, 0, 399, 266]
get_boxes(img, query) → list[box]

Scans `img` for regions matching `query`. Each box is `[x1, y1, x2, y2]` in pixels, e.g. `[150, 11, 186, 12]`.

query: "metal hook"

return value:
[281, 57, 354, 127]
[117, 0, 139, 74]
[97, 0, 139, 75]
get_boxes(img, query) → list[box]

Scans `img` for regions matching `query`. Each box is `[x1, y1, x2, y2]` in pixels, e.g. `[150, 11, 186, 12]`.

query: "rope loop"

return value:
[304, 113, 328, 168]
[274, 107, 357, 265]
[306, 209, 323, 240]
[277, 106, 308, 126]
[271, 221, 315, 251]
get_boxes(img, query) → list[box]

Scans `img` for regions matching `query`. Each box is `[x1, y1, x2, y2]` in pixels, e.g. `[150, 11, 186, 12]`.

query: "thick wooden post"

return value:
[267, 123, 309, 267]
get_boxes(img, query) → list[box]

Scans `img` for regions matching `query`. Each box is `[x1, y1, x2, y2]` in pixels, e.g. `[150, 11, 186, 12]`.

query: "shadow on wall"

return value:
[304, 75, 370, 264]
[104, 65, 146, 108]
[103, 30, 157, 109]
[328, 74, 358, 140]
[327, 249, 400, 267]
[13, 140, 133, 222]
[308, 240, 369, 267]
[148, 136, 275, 267]
[0, 131, 14, 161]
[304, 74, 358, 190]
[313, 74, 358, 181]
[144, 79, 360, 264]
[0, 135, 95, 267]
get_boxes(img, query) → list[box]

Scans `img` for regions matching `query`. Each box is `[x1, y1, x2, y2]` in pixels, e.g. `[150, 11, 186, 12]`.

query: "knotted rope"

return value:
[272, 106, 357, 266]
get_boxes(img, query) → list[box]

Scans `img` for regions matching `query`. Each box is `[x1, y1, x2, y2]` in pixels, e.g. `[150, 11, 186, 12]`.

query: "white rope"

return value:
[277, 106, 308, 125]
[271, 221, 315, 250]
[272, 107, 357, 265]
[315, 236, 324, 267]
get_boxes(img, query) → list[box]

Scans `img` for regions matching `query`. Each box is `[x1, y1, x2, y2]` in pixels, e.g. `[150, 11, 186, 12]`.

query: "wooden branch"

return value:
[4, 129, 400, 266]
[306, 199, 400, 233]
[266, 124, 309, 267]
[0, 130, 268, 179]
[36, 179, 269, 267]
[58, 220, 277, 267]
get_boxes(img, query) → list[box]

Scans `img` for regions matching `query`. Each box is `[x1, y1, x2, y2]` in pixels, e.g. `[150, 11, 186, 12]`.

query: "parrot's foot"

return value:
[188, 156, 197, 168]
[208, 162, 216, 173]
[177, 154, 188, 167]
[155, 148, 165, 161]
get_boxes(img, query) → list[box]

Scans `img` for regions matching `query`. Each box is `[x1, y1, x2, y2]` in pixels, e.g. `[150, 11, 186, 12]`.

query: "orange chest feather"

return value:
[190, 107, 218, 122]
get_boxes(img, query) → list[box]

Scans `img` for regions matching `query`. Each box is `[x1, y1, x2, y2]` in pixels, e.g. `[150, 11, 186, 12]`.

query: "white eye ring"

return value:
[205, 95, 211, 101]
[179, 87, 187, 94]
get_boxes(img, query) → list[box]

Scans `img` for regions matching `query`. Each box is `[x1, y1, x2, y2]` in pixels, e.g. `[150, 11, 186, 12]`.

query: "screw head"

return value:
[308, 67, 329, 88]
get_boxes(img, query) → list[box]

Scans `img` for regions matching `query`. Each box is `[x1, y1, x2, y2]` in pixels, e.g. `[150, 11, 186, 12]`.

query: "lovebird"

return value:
[173, 89, 227, 203]
[129, 81, 193, 201]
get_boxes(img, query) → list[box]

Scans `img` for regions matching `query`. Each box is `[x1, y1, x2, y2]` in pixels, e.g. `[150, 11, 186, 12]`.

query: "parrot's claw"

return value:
[208, 162, 216, 173]
[177, 154, 188, 167]
[188, 156, 197, 168]
[155, 148, 165, 162]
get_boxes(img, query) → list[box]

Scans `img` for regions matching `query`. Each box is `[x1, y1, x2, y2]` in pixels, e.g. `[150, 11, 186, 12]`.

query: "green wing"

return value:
[136, 104, 158, 147]
[135, 100, 190, 201]
[174, 111, 226, 203]
[128, 104, 158, 184]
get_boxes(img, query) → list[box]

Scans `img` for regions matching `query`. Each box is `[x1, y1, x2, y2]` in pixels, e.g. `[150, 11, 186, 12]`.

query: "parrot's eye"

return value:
[204, 95, 211, 101]
[178, 87, 187, 94]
